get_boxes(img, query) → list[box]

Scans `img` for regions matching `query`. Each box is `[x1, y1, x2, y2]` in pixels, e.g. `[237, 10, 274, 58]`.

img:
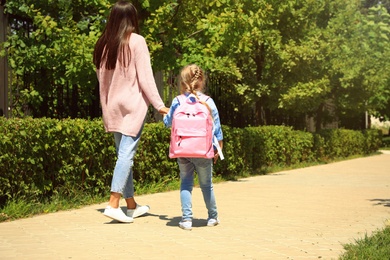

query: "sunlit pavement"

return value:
[1, 153, 389, 260]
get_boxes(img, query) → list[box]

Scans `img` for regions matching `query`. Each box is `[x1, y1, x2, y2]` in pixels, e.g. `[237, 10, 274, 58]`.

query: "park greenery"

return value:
[1, 0, 390, 129]
[1, 1, 389, 258]
[0, 116, 382, 217]
[339, 225, 390, 260]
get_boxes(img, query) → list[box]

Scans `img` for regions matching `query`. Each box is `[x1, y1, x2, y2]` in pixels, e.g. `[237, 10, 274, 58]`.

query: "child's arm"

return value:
[218, 140, 223, 151]
[163, 97, 180, 127]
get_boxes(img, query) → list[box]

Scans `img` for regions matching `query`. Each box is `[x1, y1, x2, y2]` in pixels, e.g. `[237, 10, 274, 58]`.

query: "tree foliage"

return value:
[1, 0, 112, 118]
[142, 0, 390, 128]
[1, 0, 389, 129]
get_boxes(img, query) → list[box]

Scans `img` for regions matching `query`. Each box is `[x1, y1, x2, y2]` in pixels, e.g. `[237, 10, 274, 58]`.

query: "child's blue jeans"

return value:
[177, 157, 218, 221]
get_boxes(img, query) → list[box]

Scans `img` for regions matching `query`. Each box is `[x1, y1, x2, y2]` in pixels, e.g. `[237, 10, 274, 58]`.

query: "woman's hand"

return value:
[159, 107, 169, 115]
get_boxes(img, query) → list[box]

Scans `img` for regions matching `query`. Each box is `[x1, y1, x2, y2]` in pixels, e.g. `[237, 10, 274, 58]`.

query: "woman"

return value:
[93, 0, 169, 223]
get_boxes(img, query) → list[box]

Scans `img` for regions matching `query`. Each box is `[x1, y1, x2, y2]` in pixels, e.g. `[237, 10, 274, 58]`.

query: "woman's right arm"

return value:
[133, 35, 166, 112]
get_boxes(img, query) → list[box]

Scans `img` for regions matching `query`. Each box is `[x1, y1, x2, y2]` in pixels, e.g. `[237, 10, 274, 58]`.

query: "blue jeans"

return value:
[111, 130, 142, 198]
[178, 157, 218, 221]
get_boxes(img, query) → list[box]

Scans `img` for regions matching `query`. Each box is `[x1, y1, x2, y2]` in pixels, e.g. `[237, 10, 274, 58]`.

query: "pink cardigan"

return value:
[97, 33, 165, 137]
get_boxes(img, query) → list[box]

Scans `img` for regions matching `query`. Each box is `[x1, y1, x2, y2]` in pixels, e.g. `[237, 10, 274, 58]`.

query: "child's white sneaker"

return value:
[207, 218, 220, 227]
[179, 220, 192, 230]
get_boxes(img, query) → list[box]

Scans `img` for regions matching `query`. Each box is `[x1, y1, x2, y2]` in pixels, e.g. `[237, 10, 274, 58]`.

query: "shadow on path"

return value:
[370, 198, 390, 207]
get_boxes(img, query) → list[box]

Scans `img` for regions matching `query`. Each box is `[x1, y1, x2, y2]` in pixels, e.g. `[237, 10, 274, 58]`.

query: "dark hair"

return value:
[93, 1, 139, 70]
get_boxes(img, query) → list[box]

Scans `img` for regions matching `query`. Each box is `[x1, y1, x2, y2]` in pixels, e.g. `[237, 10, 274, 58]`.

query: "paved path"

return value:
[1, 153, 389, 260]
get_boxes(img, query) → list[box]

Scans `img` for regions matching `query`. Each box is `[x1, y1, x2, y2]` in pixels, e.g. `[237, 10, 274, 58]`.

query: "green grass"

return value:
[339, 225, 390, 260]
[0, 188, 108, 222]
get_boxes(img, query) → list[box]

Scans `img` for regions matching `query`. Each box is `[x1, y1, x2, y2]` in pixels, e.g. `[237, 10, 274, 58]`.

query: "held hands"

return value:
[159, 107, 169, 115]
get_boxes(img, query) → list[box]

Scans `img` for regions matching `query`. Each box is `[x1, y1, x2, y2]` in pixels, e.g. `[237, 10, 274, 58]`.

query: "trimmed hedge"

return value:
[0, 118, 115, 205]
[313, 129, 381, 160]
[0, 117, 382, 206]
[382, 136, 390, 147]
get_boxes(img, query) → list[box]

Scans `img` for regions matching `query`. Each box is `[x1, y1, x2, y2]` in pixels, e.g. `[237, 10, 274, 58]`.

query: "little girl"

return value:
[164, 64, 223, 230]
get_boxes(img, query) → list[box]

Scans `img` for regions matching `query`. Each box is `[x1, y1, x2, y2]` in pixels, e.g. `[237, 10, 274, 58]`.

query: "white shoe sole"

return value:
[104, 208, 134, 223]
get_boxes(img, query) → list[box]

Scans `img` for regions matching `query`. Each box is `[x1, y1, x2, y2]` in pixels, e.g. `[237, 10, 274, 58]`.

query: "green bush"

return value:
[241, 126, 315, 170]
[133, 123, 177, 185]
[214, 126, 247, 177]
[363, 129, 383, 152]
[0, 117, 115, 205]
[382, 136, 390, 147]
[316, 129, 365, 158]
[0, 117, 382, 207]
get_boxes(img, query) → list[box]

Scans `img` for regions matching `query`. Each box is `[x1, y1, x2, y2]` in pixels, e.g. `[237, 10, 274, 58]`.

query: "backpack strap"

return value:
[204, 96, 210, 103]
[198, 94, 210, 102]
[176, 95, 183, 105]
[176, 93, 210, 106]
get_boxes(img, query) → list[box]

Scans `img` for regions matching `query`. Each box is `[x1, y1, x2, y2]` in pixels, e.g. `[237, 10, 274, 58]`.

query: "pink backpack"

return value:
[169, 94, 214, 159]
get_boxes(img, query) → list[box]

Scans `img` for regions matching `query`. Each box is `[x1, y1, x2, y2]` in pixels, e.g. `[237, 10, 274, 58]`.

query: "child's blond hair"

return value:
[179, 64, 212, 116]
[179, 64, 205, 95]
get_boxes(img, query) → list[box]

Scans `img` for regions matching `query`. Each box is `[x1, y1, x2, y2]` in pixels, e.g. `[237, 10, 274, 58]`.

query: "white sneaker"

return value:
[127, 204, 150, 218]
[103, 206, 134, 223]
[207, 218, 220, 227]
[179, 220, 192, 230]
